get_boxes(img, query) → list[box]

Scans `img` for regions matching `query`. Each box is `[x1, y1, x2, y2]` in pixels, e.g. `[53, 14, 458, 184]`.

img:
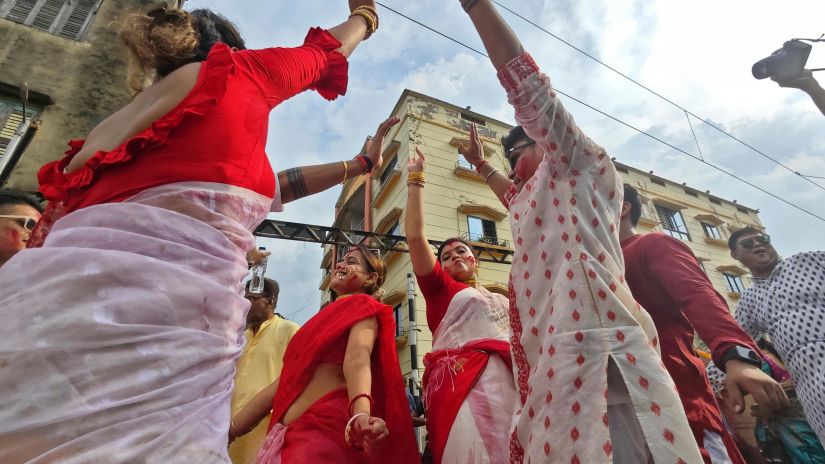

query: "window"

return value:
[655, 205, 690, 241]
[460, 113, 485, 126]
[393, 304, 404, 337]
[723, 273, 745, 294]
[456, 152, 474, 170]
[1, 0, 102, 41]
[0, 96, 41, 176]
[379, 155, 398, 185]
[467, 215, 497, 243]
[701, 222, 722, 239]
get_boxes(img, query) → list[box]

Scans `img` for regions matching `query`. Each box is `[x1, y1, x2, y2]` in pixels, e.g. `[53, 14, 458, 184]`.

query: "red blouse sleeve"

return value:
[233, 27, 348, 106]
[416, 261, 467, 333]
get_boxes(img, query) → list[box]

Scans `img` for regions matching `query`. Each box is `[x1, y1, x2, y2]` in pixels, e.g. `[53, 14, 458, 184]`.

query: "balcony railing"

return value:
[461, 231, 510, 248]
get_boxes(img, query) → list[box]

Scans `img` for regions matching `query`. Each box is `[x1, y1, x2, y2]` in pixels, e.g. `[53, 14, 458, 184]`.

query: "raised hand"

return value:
[457, 123, 484, 168]
[349, 0, 376, 12]
[408, 147, 426, 173]
[363, 116, 400, 173]
[772, 69, 818, 91]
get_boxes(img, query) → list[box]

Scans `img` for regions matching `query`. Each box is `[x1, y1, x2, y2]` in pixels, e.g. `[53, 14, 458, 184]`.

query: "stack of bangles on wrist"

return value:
[407, 171, 425, 188]
[356, 154, 374, 174]
[460, 0, 480, 13]
[349, 5, 379, 39]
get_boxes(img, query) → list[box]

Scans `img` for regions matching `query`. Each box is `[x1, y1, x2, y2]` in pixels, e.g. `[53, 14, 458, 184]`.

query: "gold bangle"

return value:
[484, 168, 498, 182]
[407, 171, 425, 183]
[349, 9, 377, 39]
[407, 181, 425, 188]
[341, 160, 349, 184]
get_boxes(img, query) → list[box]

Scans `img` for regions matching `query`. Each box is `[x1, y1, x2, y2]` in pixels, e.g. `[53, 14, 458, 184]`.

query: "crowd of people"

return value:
[0, 0, 822, 463]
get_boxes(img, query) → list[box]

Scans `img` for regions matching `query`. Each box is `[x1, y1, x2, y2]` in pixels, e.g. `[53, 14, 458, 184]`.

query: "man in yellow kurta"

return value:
[229, 278, 299, 464]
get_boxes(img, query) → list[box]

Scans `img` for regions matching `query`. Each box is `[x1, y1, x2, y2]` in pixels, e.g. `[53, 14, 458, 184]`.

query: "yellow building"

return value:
[322, 89, 765, 380]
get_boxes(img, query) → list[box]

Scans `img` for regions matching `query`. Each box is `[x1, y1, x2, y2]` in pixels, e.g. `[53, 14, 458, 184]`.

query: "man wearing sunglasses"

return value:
[0, 189, 43, 269]
[230, 276, 299, 464]
[728, 227, 825, 446]
[620, 184, 788, 463]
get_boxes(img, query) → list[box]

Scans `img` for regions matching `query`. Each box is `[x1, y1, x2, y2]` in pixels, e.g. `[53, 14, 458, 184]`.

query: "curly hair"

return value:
[119, 7, 245, 92]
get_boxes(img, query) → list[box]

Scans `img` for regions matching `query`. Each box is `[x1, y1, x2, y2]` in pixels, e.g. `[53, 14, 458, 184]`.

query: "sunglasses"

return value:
[0, 215, 37, 232]
[505, 140, 536, 169]
[738, 235, 770, 249]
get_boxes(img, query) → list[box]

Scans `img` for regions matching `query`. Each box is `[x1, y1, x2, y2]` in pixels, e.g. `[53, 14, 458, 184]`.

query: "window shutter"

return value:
[4, 0, 39, 24]
[0, 110, 24, 161]
[31, 0, 66, 32]
[58, 0, 98, 40]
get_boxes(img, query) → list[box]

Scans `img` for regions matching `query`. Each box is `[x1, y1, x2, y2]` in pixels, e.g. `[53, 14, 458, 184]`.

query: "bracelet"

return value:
[461, 0, 480, 13]
[344, 412, 369, 446]
[349, 6, 379, 39]
[356, 155, 374, 173]
[475, 159, 489, 172]
[407, 181, 425, 188]
[407, 171, 425, 184]
[348, 392, 374, 417]
[341, 160, 349, 184]
[484, 168, 498, 182]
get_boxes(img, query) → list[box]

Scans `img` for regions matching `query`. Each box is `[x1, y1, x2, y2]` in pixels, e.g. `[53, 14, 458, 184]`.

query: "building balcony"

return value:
[461, 231, 510, 249]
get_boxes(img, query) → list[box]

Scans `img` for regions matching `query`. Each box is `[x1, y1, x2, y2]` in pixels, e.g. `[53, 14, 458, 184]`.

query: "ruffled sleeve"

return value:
[233, 27, 349, 106]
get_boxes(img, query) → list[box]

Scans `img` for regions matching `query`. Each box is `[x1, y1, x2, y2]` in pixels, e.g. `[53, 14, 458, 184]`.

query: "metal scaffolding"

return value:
[254, 219, 515, 264]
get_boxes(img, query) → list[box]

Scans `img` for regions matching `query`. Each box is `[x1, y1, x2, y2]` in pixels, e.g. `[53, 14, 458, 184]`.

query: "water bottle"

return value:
[249, 247, 268, 293]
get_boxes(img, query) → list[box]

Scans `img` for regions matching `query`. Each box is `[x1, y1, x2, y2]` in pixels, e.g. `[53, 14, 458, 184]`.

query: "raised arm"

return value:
[773, 70, 825, 116]
[328, 0, 378, 58]
[229, 378, 279, 443]
[277, 117, 399, 205]
[458, 123, 513, 205]
[461, 0, 609, 178]
[405, 147, 437, 276]
[461, 0, 524, 71]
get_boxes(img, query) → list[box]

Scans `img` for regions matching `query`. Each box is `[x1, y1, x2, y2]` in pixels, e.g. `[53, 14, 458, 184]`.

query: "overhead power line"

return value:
[490, 0, 825, 194]
[374, 1, 825, 224]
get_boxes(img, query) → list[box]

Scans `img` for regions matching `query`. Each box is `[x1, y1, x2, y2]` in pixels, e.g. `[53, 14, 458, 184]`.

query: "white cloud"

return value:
[188, 0, 825, 323]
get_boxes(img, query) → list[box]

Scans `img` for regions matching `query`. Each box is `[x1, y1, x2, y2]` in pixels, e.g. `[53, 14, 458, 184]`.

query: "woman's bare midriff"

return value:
[281, 362, 346, 425]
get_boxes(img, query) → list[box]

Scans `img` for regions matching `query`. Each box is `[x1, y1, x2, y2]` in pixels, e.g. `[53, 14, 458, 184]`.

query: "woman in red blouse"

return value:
[405, 147, 516, 463]
[230, 248, 419, 463]
[0, 3, 394, 463]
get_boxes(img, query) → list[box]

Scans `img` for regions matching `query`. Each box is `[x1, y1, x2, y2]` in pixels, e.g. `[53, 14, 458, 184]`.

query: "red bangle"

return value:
[348, 393, 374, 416]
[357, 155, 373, 173]
[475, 159, 489, 172]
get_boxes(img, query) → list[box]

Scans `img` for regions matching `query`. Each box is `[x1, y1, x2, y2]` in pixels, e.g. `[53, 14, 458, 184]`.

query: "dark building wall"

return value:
[0, 0, 176, 191]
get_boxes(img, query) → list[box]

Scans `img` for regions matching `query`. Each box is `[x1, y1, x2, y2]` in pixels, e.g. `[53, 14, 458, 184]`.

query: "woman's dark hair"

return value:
[119, 7, 245, 91]
[436, 238, 477, 263]
[623, 184, 642, 227]
[501, 126, 530, 155]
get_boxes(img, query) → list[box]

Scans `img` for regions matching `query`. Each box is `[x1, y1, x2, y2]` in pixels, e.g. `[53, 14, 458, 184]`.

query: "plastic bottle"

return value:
[249, 246, 268, 293]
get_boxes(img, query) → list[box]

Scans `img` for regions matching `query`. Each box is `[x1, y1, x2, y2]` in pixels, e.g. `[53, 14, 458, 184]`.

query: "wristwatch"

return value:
[720, 346, 762, 371]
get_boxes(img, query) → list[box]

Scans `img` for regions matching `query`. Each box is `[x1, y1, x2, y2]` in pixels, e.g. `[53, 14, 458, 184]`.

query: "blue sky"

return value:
[189, 0, 825, 324]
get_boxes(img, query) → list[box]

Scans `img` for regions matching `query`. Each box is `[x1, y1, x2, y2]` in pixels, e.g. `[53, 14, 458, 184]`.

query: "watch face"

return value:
[737, 346, 761, 362]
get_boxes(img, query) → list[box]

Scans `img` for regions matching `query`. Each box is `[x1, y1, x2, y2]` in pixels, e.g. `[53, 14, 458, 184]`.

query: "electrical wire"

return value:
[489, 0, 825, 194]
[374, 1, 825, 223]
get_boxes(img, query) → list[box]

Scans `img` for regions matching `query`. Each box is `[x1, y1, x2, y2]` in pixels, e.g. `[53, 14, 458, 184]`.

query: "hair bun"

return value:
[371, 288, 386, 302]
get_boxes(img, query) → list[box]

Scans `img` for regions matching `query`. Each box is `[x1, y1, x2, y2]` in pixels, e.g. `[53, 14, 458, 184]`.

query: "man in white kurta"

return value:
[497, 52, 703, 463]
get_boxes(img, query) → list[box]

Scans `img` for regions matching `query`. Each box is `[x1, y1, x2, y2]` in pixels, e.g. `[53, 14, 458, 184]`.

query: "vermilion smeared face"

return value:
[507, 138, 544, 193]
[440, 241, 477, 282]
[330, 249, 376, 296]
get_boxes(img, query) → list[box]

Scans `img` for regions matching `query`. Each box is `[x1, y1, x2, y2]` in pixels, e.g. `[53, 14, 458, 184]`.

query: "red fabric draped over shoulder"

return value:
[269, 294, 419, 464]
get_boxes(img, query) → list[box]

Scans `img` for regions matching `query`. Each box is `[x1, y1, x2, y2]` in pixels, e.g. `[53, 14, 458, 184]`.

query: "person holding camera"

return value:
[772, 70, 825, 116]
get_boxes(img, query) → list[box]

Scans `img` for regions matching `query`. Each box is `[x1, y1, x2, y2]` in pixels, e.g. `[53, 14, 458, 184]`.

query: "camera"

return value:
[752, 39, 812, 80]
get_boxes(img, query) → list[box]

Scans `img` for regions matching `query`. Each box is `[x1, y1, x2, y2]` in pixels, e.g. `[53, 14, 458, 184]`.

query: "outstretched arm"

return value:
[461, 0, 524, 71]
[458, 123, 513, 205]
[229, 378, 279, 443]
[773, 70, 825, 116]
[277, 117, 399, 204]
[328, 1, 378, 58]
[404, 147, 437, 276]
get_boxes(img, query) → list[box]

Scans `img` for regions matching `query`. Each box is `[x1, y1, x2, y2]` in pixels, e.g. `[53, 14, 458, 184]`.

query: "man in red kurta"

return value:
[619, 184, 788, 463]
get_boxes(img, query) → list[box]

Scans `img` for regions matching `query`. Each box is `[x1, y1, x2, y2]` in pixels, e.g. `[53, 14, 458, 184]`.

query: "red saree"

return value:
[263, 294, 418, 463]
